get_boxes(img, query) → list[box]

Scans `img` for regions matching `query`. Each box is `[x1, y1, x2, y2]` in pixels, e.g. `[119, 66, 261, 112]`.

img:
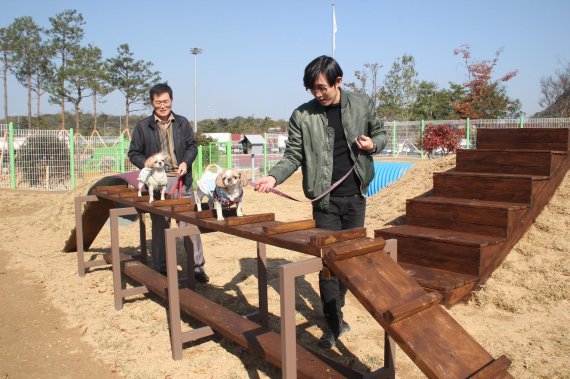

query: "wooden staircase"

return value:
[375, 128, 570, 306]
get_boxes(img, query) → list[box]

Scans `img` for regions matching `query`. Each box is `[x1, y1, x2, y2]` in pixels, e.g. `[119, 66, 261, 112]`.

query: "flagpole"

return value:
[332, 2, 336, 58]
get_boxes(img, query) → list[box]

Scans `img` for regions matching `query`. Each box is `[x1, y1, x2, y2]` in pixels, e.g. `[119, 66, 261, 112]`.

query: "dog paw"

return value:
[217, 216, 225, 221]
[237, 211, 244, 217]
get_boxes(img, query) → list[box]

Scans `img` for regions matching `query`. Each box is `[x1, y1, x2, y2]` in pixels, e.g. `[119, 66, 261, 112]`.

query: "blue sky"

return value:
[1, 0, 569, 122]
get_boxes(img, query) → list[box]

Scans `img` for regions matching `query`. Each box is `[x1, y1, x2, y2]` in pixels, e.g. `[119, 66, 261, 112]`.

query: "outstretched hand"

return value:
[254, 176, 277, 193]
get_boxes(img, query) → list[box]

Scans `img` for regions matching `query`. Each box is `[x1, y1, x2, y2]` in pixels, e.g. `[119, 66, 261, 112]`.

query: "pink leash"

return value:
[250, 160, 357, 203]
[169, 176, 184, 198]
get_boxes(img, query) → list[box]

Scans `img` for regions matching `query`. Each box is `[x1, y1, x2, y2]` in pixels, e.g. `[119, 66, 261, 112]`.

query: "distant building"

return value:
[240, 134, 266, 155]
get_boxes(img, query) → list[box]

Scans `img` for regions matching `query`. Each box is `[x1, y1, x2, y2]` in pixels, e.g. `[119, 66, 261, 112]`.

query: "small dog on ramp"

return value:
[137, 152, 169, 203]
[196, 164, 247, 221]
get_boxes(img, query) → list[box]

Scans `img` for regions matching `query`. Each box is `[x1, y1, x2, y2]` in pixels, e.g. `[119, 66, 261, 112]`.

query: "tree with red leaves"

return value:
[452, 45, 521, 119]
[421, 124, 463, 158]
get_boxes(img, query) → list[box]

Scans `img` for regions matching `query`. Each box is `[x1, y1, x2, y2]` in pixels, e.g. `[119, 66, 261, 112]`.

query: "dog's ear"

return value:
[215, 171, 226, 188]
[239, 172, 248, 187]
[144, 156, 154, 169]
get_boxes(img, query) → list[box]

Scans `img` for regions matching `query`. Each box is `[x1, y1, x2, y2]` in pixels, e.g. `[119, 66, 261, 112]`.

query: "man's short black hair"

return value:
[303, 55, 343, 90]
[149, 83, 173, 102]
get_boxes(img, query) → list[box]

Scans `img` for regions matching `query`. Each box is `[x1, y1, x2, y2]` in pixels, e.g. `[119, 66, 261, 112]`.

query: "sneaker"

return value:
[194, 271, 210, 283]
[317, 322, 350, 349]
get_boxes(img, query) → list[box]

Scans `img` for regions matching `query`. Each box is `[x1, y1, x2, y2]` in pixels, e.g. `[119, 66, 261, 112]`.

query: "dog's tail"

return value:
[202, 163, 224, 174]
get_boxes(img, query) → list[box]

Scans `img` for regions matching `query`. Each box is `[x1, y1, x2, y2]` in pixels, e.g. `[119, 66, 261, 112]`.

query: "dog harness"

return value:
[212, 187, 243, 209]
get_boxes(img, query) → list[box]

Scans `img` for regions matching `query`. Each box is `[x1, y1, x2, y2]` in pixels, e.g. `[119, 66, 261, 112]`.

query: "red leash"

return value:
[169, 176, 184, 198]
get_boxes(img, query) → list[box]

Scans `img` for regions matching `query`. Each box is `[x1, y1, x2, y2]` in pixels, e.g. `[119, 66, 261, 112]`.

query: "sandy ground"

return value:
[0, 155, 568, 378]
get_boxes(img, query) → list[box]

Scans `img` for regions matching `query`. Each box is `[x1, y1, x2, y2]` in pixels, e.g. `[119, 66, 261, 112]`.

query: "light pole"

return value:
[190, 47, 203, 134]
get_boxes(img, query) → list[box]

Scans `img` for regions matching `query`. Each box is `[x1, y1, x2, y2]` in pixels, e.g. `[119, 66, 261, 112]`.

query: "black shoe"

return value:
[317, 322, 350, 349]
[194, 271, 209, 283]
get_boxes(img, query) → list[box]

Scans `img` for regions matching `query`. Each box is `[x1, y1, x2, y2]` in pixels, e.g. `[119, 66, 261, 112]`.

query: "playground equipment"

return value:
[66, 188, 513, 378]
[376, 127, 570, 305]
[366, 161, 414, 197]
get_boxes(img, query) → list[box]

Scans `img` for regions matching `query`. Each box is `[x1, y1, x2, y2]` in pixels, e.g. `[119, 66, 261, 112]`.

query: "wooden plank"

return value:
[456, 149, 556, 176]
[322, 247, 508, 378]
[94, 184, 128, 194]
[383, 291, 442, 324]
[325, 238, 386, 261]
[134, 196, 150, 202]
[262, 219, 316, 235]
[151, 198, 192, 207]
[469, 355, 512, 379]
[62, 197, 115, 252]
[433, 173, 535, 203]
[225, 213, 275, 226]
[171, 204, 196, 213]
[477, 128, 569, 149]
[309, 227, 367, 247]
[119, 191, 139, 198]
[99, 186, 132, 194]
[103, 253, 354, 379]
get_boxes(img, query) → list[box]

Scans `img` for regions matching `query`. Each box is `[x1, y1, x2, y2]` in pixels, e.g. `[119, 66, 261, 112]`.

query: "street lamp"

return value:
[190, 47, 203, 134]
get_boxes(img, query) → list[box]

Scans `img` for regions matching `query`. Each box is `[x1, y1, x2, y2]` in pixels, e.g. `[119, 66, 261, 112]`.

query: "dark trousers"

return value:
[313, 194, 366, 338]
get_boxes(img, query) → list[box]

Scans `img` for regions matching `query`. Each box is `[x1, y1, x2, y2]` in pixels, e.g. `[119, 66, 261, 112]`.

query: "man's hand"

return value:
[254, 176, 277, 193]
[355, 135, 375, 153]
[177, 162, 188, 176]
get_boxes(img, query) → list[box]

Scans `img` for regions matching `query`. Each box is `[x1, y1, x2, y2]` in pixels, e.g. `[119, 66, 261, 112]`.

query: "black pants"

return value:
[313, 195, 366, 338]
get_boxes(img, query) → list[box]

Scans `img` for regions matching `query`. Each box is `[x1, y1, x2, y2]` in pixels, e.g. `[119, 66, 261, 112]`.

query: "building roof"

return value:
[241, 134, 266, 145]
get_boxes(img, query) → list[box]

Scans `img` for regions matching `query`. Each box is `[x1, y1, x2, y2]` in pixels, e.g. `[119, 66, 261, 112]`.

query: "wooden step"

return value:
[399, 262, 478, 306]
[374, 225, 504, 276]
[103, 253, 356, 378]
[433, 171, 548, 204]
[476, 127, 570, 151]
[456, 149, 567, 176]
[406, 196, 529, 238]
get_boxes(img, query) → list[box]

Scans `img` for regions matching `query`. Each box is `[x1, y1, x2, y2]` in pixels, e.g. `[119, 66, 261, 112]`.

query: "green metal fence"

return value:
[1, 117, 569, 191]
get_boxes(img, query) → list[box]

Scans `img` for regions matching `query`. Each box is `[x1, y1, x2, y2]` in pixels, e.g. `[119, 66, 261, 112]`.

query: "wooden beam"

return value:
[95, 184, 129, 194]
[309, 227, 367, 247]
[171, 204, 196, 213]
[325, 238, 386, 261]
[225, 213, 275, 226]
[119, 191, 139, 198]
[151, 198, 192, 207]
[262, 219, 316, 235]
[382, 291, 443, 324]
[468, 355, 512, 379]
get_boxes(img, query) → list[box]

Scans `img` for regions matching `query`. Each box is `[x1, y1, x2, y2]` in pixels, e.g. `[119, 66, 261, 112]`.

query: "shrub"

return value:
[16, 135, 70, 185]
[421, 124, 464, 158]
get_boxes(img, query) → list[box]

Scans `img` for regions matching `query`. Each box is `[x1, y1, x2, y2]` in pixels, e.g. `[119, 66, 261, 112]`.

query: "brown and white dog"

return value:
[137, 152, 169, 203]
[196, 164, 247, 221]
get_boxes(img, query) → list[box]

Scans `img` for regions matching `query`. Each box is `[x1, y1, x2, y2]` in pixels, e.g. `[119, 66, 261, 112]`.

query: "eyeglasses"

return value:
[308, 85, 331, 95]
[153, 100, 171, 107]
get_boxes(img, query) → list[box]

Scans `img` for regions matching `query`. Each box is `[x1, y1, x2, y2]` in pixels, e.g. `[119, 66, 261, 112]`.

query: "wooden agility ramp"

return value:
[375, 127, 570, 305]
[68, 183, 513, 378]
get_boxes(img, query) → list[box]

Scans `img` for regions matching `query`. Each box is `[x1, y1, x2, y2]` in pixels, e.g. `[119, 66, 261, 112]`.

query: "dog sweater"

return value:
[138, 168, 168, 188]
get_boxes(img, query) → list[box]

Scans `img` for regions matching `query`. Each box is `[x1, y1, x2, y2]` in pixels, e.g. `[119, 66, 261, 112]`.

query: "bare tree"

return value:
[539, 59, 570, 114]
[344, 63, 382, 107]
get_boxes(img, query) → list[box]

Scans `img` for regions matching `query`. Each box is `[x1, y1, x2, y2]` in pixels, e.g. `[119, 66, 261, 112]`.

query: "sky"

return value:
[1, 0, 569, 123]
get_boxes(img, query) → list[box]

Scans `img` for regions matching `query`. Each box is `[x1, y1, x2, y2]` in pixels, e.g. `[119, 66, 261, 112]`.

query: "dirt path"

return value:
[0, 250, 121, 379]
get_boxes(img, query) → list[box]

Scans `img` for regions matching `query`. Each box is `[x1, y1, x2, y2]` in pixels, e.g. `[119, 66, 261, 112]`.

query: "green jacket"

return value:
[269, 88, 386, 210]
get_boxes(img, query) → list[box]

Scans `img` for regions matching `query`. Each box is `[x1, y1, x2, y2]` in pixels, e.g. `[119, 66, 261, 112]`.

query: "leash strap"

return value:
[168, 176, 184, 198]
[252, 152, 359, 203]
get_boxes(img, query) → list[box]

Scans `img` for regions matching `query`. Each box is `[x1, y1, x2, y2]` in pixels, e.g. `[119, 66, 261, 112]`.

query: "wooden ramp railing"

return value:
[376, 127, 570, 305]
[67, 183, 513, 378]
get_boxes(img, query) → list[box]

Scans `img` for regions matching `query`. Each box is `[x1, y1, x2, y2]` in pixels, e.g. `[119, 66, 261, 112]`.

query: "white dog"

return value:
[137, 152, 169, 203]
[196, 164, 247, 221]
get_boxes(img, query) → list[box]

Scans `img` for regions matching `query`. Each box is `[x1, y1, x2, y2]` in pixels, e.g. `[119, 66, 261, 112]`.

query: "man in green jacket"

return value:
[255, 56, 386, 348]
